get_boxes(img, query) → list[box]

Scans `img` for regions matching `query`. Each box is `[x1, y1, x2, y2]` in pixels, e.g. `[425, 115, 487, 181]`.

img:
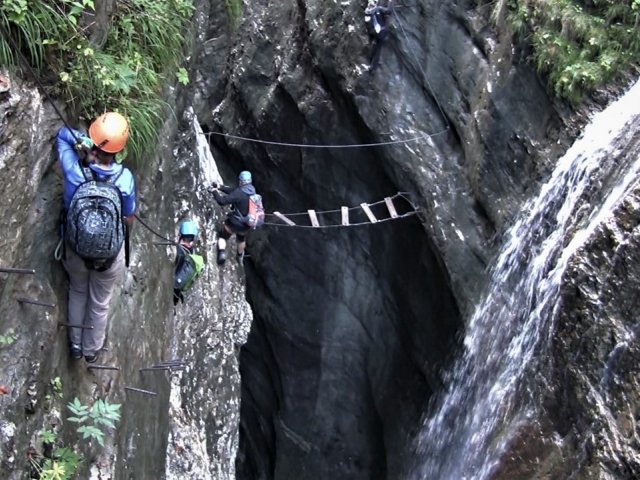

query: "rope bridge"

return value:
[264, 192, 421, 229]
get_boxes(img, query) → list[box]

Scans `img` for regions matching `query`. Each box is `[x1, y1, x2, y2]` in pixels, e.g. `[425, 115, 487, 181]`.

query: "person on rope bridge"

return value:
[56, 112, 135, 363]
[364, 0, 394, 73]
[211, 170, 265, 266]
[173, 219, 205, 306]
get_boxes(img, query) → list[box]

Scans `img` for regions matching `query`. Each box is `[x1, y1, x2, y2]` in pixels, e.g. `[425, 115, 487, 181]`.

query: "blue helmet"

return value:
[179, 220, 199, 238]
[239, 170, 252, 185]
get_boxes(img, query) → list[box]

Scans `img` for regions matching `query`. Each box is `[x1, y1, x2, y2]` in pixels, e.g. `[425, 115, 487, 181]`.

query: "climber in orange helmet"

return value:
[56, 111, 136, 363]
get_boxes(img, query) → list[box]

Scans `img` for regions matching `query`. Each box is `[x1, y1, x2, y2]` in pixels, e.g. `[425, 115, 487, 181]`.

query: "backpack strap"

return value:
[81, 166, 124, 185]
[124, 222, 130, 268]
[81, 166, 96, 182]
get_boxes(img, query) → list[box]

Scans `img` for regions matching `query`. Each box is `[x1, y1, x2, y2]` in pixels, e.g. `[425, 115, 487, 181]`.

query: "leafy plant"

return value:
[41, 429, 57, 444]
[30, 433, 80, 480]
[0, 327, 17, 346]
[51, 377, 63, 398]
[30, 447, 80, 480]
[67, 397, 121, 447]
[177, 67, 190, 86]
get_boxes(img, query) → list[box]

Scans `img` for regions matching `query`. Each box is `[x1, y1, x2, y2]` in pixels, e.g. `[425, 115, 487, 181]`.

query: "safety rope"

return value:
[54, 238, 64, 261]
[133, 214, 175, 244]
[203, 129, 449, 149]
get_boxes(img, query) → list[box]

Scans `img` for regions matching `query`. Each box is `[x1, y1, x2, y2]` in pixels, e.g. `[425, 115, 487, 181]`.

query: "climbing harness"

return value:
[265, 192, 422, 229]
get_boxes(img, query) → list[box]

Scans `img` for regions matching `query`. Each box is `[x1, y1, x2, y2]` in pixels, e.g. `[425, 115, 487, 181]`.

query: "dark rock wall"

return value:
[188, 1, 575, 479]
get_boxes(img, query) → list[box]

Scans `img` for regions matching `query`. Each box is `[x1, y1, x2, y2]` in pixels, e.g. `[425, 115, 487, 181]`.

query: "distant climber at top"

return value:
[56, 112, 136, 363]
[364, 0, 393, 73]
[211, 170, 265, 266]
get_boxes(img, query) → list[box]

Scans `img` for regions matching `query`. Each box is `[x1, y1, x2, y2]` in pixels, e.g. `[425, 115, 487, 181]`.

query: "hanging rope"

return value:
[203, 129, 449, 149]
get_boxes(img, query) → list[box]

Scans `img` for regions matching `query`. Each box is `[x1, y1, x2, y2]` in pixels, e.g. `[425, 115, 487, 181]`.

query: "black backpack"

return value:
[65, 167, 125, 269]
[174, 252, 205, 292]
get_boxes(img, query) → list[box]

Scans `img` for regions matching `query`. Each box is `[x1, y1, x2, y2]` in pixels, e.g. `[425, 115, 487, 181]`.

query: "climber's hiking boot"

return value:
[217, 248, 226, 265]
[70, 343, 82, 360]
[84, 353, 98, 364]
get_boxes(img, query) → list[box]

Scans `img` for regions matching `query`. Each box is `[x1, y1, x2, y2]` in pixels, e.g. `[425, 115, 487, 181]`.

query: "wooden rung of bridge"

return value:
[384, 197, 398, 218]
[273, 211, 296, 226]
[308, 209, 320, 227]
[360, 203, 378, 223]
[341, 207, 349, 226]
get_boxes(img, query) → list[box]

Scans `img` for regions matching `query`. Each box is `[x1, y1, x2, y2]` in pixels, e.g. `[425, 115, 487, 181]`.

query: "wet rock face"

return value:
[191, 1, 573, 479]
[549, 185, 640, 478]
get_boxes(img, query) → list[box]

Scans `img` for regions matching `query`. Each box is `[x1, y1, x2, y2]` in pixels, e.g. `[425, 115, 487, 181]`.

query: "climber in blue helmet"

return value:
[173, 219, 204, 305]
[210, 170, 263, 266]
[178, 219, 199, 249]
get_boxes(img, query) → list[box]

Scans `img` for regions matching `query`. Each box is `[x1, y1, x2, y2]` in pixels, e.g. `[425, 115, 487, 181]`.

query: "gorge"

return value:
[1, 1, 639, 479]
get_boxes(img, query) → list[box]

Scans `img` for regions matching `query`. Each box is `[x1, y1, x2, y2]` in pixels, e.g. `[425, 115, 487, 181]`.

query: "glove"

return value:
[74, 136, 94, 152]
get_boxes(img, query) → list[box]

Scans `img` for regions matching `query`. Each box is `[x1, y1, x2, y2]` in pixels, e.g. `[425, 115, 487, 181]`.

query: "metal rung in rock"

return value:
[384, 197, 398, 218]
[125, 386, 157, 396]
[17, 297, 56, 308]
[0, 267, 35, 274]
[360, 203, 378, 223]
[341, 207, 349, 226]
[273, 211, 296, 226]
[308, 210, 320, 228]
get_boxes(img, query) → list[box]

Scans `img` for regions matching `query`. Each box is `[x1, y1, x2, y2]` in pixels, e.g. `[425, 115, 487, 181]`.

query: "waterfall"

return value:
[410, 80, 640, 480]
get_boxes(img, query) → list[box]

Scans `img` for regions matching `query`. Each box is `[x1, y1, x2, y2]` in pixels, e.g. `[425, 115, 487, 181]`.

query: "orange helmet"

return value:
[88, 112, 130, 153]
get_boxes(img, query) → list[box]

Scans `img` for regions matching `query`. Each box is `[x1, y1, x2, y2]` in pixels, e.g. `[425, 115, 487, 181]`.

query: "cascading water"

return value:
[410, 80, 640, 480]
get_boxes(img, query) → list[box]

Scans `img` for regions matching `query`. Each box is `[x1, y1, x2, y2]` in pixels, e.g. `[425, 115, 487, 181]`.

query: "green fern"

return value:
[496, 0, 640, 103]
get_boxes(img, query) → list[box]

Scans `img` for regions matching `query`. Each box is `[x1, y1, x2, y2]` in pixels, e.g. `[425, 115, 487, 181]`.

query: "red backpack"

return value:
[245, 194, 265, 229]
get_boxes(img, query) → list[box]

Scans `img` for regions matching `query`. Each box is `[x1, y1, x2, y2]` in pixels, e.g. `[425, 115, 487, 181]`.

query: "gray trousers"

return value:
[63, 245, 124, 355]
